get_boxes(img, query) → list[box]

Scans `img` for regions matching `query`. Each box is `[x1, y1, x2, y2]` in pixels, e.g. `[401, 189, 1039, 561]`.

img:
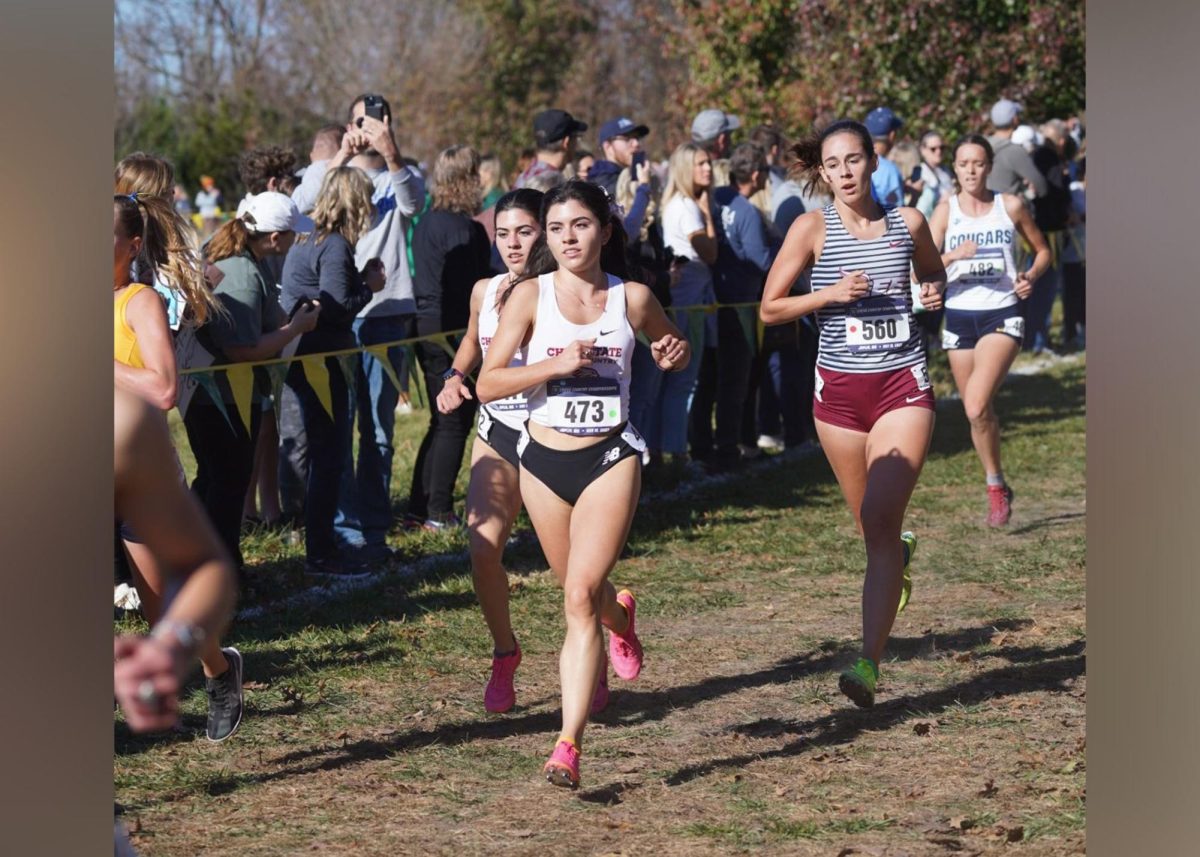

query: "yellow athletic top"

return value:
[114, 283, 148, 369]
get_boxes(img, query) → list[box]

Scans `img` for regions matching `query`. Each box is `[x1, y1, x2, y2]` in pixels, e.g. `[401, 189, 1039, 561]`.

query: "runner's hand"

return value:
[953, 239, 978, 261]
[554, 339, 595, 376]
[918, 281, 945, 312]
[114, 635, 182, 733]
[825, 270, 871, 305]
[436, 375, 472, 414]
[1013, 271, 1034, 300]
[651, 334, 688, 372]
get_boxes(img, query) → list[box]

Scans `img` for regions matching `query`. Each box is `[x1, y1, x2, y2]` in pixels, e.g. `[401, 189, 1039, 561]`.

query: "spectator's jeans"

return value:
[1062, 262, 1086, 345]
[647, 269, 712, 455]
[755, 319, 816, 446]
[335, 314, 415, 549]
[277, 383, 307, 519]
[183, 397, 262, 570]
[689, 307, 754, 458]
[627, 340, 664, 450]
[287, 357, 354, 561]
[409, 329, 477, 520]
[1023, 234, 1062, 351]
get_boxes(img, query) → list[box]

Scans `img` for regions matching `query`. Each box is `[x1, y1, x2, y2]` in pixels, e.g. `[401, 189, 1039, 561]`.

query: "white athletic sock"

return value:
[986, 472, 1005, 487]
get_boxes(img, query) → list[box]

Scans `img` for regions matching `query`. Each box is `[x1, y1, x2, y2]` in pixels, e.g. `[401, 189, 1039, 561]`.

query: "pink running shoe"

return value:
[484, 640, 521, 713]
[986, 484, 1014, 527]
[543, 738, 580, 788]
[591, 669, 610, 714]
[609, 590, 644, 681]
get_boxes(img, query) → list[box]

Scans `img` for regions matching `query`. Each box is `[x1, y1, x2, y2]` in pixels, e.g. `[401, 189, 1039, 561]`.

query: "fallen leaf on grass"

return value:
[1060, 759, 1083, 774]
[986, 824, 1025, 842]
[955, 652, 973, 663]
[977, 779, 998, 798]
[949, 816, 974, 831]
[243, 681, 270, 691]
[912, 719, 938, 736]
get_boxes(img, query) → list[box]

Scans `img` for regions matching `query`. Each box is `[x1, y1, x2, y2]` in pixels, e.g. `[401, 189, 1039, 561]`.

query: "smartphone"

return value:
[911, 165, 923, 182]
[354, 94, 387, 128]
[631, 151, 647, 171]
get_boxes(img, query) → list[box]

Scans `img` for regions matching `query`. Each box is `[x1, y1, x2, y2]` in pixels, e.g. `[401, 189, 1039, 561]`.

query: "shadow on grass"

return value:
[120, 618, 1085, 807]
[663, 643, 1084, 787]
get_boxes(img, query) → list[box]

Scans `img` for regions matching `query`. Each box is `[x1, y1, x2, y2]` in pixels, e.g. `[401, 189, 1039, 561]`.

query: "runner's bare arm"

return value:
[114, 288, 178, 410]
[1005, 193, 1052, 286]
[760, 210, 833, 324]
[437, 278, 489, 413]
[900, 207, 948, 312]
[625, 280, 690, 372]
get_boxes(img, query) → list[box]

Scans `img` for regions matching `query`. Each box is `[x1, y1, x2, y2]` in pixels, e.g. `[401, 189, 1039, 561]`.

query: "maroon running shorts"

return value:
[813, 363, 935, 433]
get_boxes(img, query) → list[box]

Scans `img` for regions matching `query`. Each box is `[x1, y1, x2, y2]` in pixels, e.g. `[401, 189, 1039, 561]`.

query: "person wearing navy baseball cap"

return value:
[588, 116, 651, 201]
[515, 108, 588, 189]
[864, 106, 905, 209]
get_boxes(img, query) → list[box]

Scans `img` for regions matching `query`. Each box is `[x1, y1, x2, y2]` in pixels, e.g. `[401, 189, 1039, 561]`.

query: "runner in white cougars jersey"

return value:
[929, 134, 1050, 527]
[477, 180, 689, 790]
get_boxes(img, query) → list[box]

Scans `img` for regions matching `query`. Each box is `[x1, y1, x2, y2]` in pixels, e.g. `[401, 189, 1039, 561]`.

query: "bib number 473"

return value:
[563, 399, 605, 424]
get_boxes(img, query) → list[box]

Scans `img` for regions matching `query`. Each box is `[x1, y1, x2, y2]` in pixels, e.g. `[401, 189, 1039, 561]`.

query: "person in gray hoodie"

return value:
[291, 93, 426, 561]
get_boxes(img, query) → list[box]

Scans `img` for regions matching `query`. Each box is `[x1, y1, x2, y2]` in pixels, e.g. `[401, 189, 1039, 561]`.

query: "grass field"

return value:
[116, 350, 1085, 856]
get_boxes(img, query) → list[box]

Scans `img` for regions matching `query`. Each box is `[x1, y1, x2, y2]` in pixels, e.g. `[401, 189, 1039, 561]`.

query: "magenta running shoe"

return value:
[609, 590, 644, 681]
[543, 738, 580, 788]
[591, 669, 610, 714]
[484, 639, 521, 713]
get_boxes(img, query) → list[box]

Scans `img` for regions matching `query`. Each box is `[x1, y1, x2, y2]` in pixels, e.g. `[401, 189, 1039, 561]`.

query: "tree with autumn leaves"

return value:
[115, 0, 1083, 196]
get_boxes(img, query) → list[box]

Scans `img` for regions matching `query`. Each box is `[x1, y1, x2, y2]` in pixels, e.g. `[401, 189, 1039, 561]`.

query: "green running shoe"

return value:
[897, 531, 917, 614]
[839, 657, 879, 708]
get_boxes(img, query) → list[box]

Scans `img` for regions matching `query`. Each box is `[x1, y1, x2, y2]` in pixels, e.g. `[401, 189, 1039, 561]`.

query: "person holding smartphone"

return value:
[290, 92, 426, 564]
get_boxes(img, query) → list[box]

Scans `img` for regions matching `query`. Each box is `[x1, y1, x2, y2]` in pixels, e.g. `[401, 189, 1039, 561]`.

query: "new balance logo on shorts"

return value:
[602, 446, 621, 466]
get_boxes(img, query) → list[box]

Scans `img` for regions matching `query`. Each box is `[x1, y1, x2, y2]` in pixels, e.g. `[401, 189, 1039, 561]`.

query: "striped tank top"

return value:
[810, 204, 923, 373]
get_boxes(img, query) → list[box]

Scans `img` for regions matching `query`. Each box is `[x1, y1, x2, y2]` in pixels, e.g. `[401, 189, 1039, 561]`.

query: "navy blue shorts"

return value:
[942, 306, 1024, 350]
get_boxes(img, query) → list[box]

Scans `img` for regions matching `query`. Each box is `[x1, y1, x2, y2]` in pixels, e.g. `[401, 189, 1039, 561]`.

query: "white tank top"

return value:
[944, 193, 1019, 311]
[526, 271, 634, 437]
[477, 273, 527, 430]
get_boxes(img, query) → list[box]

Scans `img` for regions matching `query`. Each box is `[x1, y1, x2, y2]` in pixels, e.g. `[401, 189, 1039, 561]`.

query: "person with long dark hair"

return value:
[928, 134, 1050, 526]
[438, 187, 616, 715]
[477, 180, 689, 788]
[760, 120, 947, 709]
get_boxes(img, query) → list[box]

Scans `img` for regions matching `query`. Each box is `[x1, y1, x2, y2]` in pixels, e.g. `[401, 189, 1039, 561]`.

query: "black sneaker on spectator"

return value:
[205, 647, 244, 742]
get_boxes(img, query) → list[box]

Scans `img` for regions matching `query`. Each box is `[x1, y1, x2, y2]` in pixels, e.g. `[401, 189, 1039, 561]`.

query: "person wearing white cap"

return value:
[986, 98, 1047, 198]
[691, 108, 741, 159]
[183, 191, 320, 611]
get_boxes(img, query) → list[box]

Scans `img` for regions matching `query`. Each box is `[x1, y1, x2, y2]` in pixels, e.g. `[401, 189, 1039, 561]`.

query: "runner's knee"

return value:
[563, 581, 603, 619]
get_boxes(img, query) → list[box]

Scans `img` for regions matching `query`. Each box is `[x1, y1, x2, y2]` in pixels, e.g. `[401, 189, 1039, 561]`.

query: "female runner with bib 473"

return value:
[760, 120, 947, 709]
[477, 180, 689, 788]
[928, 134, 1050, 527]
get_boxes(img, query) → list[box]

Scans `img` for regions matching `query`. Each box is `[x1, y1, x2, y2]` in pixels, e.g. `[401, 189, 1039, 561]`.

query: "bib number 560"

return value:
[860, 318, 899, 341]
